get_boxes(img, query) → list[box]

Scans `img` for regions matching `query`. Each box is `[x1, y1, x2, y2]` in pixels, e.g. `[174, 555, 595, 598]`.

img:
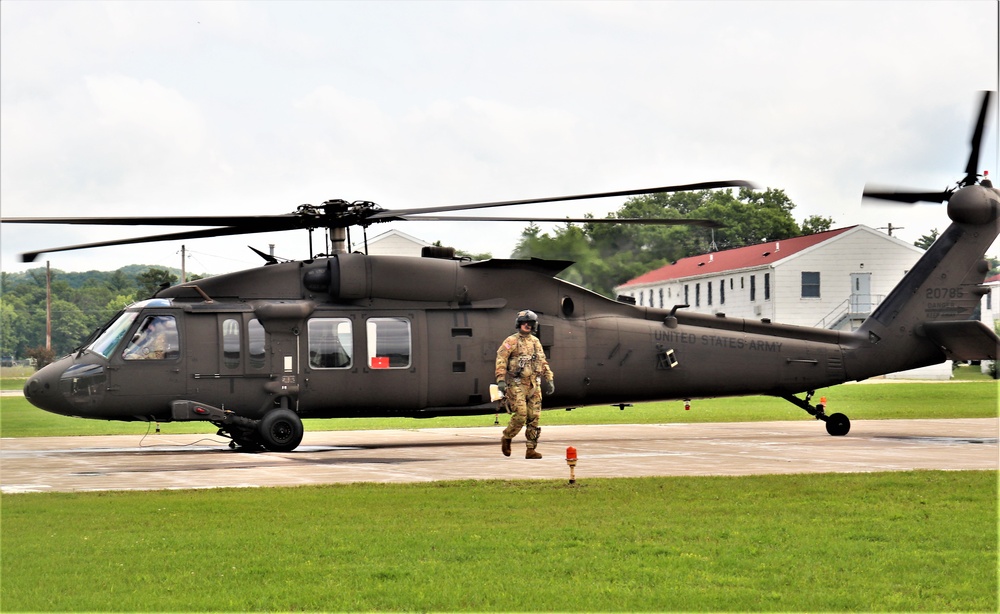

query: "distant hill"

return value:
[1, 265, 212, 289]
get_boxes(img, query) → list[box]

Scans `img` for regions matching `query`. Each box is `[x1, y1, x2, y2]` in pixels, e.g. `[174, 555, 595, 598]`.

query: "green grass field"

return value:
[1, 472, 995, 611]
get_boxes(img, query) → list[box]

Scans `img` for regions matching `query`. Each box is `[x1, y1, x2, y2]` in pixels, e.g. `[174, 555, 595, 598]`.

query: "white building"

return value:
[980, 273, 1000, 375]
[361, 229, 432, 257]
[614, 225, 953, 379]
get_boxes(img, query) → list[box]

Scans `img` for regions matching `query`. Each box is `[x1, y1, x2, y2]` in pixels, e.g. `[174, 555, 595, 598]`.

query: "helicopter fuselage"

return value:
[28, 281, 860, 424]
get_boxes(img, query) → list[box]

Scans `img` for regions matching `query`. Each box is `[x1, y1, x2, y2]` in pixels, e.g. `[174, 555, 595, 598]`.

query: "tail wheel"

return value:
[257, 408, 304, 452]
[825, 412, 851, 437]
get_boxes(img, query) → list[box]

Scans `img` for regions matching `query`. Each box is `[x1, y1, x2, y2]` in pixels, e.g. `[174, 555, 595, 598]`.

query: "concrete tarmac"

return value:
[2, 418, 997, 493]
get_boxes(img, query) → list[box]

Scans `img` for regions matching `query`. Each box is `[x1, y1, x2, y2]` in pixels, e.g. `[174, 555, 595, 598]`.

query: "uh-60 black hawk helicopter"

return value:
[5, 93, 998, 453]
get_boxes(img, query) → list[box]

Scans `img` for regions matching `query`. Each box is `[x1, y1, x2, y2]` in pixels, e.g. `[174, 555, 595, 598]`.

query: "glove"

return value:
[497, 381, 506, 394]
[543, 380, 554, 396]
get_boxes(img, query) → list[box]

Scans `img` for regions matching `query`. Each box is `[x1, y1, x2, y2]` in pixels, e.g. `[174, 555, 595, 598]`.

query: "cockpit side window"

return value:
[122, 315, 179, 361]
[88, 311, 139, 359]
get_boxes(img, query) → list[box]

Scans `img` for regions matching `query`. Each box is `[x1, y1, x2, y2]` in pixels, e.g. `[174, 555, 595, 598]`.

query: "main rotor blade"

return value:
[398, 215, 727, 228]
[962, 90, 994, 187]
[861, 188, 952, 204]
[372, 180, 756, 219]
[2, 214, 303, 229]
[19, 226, 279, 262]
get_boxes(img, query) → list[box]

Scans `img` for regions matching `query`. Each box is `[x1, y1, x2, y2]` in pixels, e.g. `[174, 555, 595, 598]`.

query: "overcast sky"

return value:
[1, 1, 998, 276]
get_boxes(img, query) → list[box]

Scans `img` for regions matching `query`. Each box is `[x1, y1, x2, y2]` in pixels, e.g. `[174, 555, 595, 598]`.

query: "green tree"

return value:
[49, 299, 91, 354]
[915, 229, 939, 250]
[801, 215, 835, 234]
[513, 187, 831, 297]
[136, 268, 178, 298]
[0, 299, 26, 358]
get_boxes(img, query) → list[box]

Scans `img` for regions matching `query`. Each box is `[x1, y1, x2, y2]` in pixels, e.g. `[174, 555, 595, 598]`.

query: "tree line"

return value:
[0, 266, 198, 363]
[512, 187, 835, 297]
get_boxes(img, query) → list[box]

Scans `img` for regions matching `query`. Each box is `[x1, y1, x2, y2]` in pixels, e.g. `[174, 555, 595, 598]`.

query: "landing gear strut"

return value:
[781, 391, 850, 436]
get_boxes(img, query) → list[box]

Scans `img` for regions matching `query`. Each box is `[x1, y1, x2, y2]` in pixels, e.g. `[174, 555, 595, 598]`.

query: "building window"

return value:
[695, 283, 701, 307]
[720, 280, 725, 305]
[707, 281, 713, 305]
[750, 275, 756, 302]
[659, 288, 664, 308]
[764, 273, 771, 301]
[684, 285, 689, 305]
[801, 272, 821, 298]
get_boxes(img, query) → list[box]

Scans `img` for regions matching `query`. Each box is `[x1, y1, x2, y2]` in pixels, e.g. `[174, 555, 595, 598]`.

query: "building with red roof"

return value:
[614, 225, 926, 331]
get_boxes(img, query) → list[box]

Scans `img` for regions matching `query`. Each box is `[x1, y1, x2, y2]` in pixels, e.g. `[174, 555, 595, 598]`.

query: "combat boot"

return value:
[501, 438, 512, 457]
[525, 448, 542, 459]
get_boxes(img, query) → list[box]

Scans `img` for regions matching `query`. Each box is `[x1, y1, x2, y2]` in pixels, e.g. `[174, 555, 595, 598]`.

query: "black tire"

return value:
[825, 412, 850, 437]
[257, 408, 304, 452]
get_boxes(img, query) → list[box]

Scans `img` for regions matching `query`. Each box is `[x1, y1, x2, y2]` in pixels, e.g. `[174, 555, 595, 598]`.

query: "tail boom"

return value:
[849, 184, 1000, 379]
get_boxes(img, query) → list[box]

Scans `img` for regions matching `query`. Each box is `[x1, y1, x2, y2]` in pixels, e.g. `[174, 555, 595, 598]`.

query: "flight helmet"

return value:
[515, 309, 538, 332]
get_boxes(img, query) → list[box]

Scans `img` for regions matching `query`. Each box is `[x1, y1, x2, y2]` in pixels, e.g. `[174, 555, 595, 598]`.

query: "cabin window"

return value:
[122, 315, 179, 361]
[223, 318, 240, 369]
[248, 319, 266, 370]
[308, 318, 353, 369]
[367, 317, 411, 369]
[801, 272, 821, 298]
[764, 273, 771, 301]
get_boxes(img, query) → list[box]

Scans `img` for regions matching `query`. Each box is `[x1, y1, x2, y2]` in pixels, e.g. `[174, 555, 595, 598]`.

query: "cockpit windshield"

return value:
[87, 311, 140, 359]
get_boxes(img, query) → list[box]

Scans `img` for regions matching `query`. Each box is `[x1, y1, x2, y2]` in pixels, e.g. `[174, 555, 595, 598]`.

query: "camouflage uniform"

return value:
[495, 328, 553, 452]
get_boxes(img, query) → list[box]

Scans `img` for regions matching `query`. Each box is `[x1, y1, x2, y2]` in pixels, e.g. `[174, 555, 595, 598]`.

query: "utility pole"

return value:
[877, 223, 904, 236]
[45, 261, 52, 351]
[181, 245, 186, 283]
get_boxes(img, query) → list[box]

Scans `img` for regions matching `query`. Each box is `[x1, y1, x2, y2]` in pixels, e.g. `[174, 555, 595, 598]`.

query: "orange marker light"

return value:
[566, 446, 578, 484]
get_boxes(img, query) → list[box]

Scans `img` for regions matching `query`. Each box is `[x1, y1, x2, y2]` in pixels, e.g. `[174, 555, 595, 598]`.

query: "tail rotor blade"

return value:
[962, 90, 994, 187]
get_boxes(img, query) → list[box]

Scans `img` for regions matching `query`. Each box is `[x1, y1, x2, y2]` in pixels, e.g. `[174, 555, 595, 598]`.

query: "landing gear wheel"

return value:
[825, 412, 851, 436]
[257, 408, 304, 452]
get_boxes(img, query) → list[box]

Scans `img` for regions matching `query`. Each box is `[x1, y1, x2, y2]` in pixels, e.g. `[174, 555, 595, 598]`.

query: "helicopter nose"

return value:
[23, 357, 106, 418]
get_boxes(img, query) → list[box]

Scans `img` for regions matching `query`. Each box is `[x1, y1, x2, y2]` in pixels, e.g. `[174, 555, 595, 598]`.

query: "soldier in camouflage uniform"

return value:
[495, 309, 554, 459]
